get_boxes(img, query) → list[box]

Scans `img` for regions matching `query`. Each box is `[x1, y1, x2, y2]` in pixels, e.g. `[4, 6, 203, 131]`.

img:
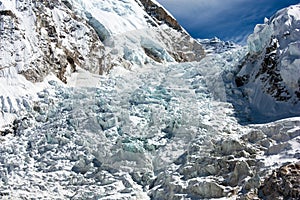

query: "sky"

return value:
[156, 0, 300, 44]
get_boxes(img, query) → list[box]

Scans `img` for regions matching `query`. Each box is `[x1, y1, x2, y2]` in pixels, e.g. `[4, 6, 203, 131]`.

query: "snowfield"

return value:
[0, 1, 299, 199]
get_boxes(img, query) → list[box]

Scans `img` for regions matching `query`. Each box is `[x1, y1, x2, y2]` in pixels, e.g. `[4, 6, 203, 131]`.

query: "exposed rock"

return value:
[0, 10, 16, 18]
[235, 75, 249, 87]
[238, 192, 260, 200]
[0, 128, 13, 136]
[243, 175, 261, 191]
[137, 0, 182, 31]
[259, 162, 300, 199]
[234, 4, 300, 122]
[0, 0, 105, 83]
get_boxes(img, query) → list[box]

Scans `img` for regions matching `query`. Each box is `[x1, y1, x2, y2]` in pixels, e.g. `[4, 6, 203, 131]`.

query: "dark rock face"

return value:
[0, 10, 16, 18]
[137, 0, 182, 31]
[254, 38, 291, 102]
[235, 75, 249, 87]
[237, 38, 292, 102]
[136, 0, 205, 63]
[259, 162, 300, 199]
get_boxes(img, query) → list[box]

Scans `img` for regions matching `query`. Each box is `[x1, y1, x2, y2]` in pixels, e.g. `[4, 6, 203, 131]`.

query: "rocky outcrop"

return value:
[137, 0, 182, 31]
[259, 162, 300, 199]
[99, 0, 205, 67]
[0, 10, 16, 18]
[137, 0, 205, 62]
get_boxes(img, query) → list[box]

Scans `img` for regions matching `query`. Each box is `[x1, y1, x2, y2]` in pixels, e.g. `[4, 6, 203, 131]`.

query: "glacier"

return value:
[0, 0, 299, 199]
[1, 43, 299, 199]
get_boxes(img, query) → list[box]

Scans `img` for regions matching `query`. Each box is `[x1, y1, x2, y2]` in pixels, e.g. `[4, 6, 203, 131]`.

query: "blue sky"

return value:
[157, 0, 299, 44]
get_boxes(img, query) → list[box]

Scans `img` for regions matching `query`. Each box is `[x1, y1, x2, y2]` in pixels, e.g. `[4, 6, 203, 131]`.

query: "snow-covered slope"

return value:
[0, 0, 204, 125]
[198, 37, 239, 54]
[0, 1, 299, 200]
[0, 0, 105, 81]
[0, 0, 106, 127]
[75, 0, 205, 67]
[235, 4, 300, 122]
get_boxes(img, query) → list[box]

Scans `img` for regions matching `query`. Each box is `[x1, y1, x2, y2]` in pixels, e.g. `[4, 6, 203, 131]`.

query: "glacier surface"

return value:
[0, 44, 299, 199]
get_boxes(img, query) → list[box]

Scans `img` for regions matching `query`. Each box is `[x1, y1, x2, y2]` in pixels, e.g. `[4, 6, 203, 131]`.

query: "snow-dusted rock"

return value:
[198, 37, 239, 54]
[235, 4, 300, 122]
[64, 0, 205, 67]
[0, 0, 105, 82]
[187, 180, 226, 198]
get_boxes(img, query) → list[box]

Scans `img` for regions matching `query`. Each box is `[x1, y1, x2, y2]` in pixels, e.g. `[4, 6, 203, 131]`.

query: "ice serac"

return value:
[235, 4, 300, 121]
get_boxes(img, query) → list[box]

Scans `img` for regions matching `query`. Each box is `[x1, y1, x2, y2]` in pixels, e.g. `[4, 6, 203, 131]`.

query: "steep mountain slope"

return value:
[0, 0, 105, 81]
[235, 4, 300, 122]
[0, 0, 204, 126]
[0, 1, 299, 200]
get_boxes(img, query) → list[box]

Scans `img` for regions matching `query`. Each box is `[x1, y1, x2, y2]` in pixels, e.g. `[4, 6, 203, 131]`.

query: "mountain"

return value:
[0, 1, 299, 199]
[0, 0, 204, 125]
[234, 4, 300, 122]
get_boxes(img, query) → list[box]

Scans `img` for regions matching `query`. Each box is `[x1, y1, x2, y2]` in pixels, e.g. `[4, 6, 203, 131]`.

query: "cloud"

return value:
[157, 0, 299, 44]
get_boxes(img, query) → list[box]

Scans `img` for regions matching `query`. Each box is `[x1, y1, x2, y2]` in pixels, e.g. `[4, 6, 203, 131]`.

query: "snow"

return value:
[0, 65, 61, 127]
[248, 4, 300, 54]
[69, 0, 150, 36]
[1, 41, 299, 198]
[238, 4, 300, 122]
